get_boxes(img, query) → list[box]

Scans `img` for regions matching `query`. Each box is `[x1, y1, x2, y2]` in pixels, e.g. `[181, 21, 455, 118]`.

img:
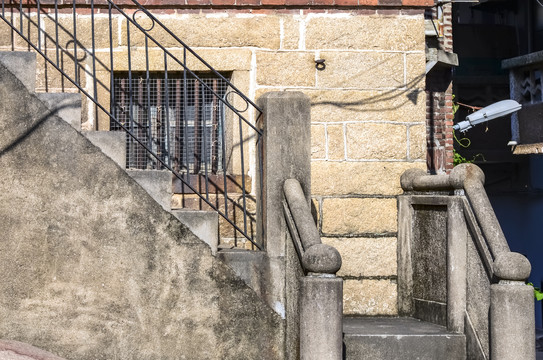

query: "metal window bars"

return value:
[112, 73, 228, 174]
[0, 0, 263, 248]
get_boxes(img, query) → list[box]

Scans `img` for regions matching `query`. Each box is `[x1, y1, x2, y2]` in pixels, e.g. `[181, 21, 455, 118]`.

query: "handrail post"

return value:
[283, 178, 343, 360]
[256, 91, 312, 356]
[490, 253, 535, 360]
[300, 275, 343, 360]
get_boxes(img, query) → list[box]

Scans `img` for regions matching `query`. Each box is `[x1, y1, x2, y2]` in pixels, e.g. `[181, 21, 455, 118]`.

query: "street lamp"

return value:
[453, 99, 522, 133]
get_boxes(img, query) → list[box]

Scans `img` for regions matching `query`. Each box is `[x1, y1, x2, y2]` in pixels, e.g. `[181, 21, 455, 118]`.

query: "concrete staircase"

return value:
[0, 51, 282, 359]
[343, 317, 466, 360]
[0, 51, 220, 255]
[0, 50, 471, 360]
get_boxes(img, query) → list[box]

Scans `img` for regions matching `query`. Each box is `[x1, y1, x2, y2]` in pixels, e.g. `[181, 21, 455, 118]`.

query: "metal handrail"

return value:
[0, 0, 262, 248]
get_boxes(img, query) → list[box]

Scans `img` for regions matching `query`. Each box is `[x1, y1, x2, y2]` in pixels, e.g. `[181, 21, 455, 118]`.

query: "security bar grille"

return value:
[112, 73, 228, 174]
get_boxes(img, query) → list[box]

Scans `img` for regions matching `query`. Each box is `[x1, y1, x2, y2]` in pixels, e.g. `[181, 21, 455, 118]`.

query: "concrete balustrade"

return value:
[284, 178, 343, 360]
[257, 91, 343, 360]
[399, 163, 535, 360]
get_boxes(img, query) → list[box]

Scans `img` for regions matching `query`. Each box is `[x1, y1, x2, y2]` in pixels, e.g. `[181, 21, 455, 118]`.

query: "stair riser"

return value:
[344, 335, 466, 360]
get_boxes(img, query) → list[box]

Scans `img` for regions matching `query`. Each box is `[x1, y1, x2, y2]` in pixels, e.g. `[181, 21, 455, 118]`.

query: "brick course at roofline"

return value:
[18, 0, 433, 8]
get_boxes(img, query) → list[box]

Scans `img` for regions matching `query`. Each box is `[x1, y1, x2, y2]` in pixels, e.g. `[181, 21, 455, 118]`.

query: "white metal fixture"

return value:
[453, 99, 522, 133]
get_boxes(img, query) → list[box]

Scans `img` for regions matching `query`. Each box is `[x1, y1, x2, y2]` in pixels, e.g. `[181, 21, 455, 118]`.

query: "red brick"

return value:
[261, 0, 285, 5]
[335, 0, 358, 5]
[402, 0, 433, 5]
[353, 9, 377, 14]
[401, 9, 424, 15]
[376, 9, 399, 15]
[275, 8, 300, 14]
[180, 8, 202, 13]
[238, 0, 260, 5]
[285, 0, 310, 5]
[251, 8, 280, 13]
[378, 0, 401, 4]
[311, 0, 334, 5]
[212, 0, 236, 5]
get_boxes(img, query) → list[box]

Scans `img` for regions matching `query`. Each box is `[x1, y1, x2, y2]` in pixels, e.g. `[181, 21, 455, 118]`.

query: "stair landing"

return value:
[343, 317, 466, 360]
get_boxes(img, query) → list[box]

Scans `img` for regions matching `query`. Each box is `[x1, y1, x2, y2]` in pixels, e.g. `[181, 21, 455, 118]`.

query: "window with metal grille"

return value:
[111, 72, 229, 174]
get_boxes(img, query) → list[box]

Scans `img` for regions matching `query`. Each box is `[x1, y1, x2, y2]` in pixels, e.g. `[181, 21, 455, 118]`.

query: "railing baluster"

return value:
[174, 78, 181, 173]
[137, 74, 144, 168]
[127, 21, 134, 168]
[203, 79, 209, 200]
[183, 48, 188, 176]
[72, 0, 78, 85]
[194, 81, 200, 175]
[220, 99, 229, 227]
[55, 0, 59, 67]
[212, 79, 218, 174]
[145, 36, 152, 169]
[164, 53, 171, 169]
[36, 0, 40, 51]
[156, 77, 161, 167]
[238, 116, 248, 236]
[91, 0, 97, 129]
[18, 0, 21, 34]
[108, 0, 114, 131]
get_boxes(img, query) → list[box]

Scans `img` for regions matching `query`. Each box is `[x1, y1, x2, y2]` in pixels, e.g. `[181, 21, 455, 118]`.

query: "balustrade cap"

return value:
[400, 168, 427, 191]
[400, 164, 485, 191]
[493, 252, 531, 281]
[449, 163, 485, 189]
[302, 244, 342, 275]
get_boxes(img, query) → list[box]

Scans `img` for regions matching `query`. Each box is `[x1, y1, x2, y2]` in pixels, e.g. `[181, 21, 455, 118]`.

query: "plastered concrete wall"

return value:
[0, 61, 282, 360]
[0, 6, 428, 315]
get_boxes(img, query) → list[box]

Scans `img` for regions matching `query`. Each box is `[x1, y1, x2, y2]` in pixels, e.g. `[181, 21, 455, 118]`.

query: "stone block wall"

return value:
[0, 2, 429, 315]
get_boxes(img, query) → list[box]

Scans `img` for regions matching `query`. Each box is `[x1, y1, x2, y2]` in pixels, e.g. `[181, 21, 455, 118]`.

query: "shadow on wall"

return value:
[311, 72, 425, 112]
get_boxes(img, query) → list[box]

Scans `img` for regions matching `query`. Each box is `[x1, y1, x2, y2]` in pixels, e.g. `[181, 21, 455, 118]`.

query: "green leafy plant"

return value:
[527, 282, 543, 301]
[452, 95, 485, 166]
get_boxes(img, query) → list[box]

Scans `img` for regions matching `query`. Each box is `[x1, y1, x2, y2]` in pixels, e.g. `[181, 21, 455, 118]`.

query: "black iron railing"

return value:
[0, 0, 263, 248]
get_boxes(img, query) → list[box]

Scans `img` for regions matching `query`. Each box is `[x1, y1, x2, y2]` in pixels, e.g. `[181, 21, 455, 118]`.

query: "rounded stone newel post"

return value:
[299, 244, 343, 360]
[490, 252, 535, 360]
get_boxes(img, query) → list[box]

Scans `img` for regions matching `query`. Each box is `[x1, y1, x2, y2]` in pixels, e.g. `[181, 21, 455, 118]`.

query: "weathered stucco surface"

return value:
[0, 62, 282, 360]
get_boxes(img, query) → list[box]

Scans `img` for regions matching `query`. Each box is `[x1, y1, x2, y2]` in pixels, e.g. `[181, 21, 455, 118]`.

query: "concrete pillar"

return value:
[300, 276, 343, 360]
[256, 92, 311, 309]
[490, 282, 535, 360]
[397, 195, 414, 316]
[257, 91, 312, 252]
[257, 91, 312, 359]
[446, 198, 467, 333]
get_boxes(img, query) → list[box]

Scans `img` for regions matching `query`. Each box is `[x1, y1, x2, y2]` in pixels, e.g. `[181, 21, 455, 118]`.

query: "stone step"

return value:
[83, 131, 127, 168]
[171, 209, 219, 255]
[343, 317, 466, 360]
[126, 169, 172, 212]
[0, 51, 36, 92]
[216, 249, 266, 298]
[36, 92, 82, 131]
